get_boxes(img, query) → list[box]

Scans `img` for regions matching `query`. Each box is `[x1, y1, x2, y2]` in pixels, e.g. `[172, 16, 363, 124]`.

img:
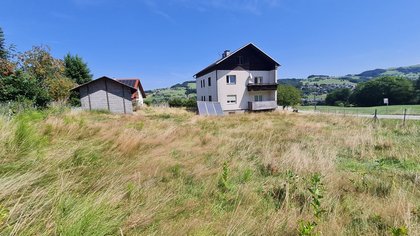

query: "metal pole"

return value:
[403, 108, 407, 126]
[374, 109, 378, 122]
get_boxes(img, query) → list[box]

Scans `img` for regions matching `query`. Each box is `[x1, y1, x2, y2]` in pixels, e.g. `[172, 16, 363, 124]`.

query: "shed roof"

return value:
[71, 76, 137, 93]
[115, 78, 147, 98]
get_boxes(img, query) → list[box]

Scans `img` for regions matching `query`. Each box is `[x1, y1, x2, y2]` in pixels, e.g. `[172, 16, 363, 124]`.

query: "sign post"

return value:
[383, 98, 389, 114]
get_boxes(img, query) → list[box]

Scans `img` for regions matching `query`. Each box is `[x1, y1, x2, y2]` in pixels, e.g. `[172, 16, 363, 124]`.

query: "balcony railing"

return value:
[248, 101, 278, 111]
[247, 83, 278, 91]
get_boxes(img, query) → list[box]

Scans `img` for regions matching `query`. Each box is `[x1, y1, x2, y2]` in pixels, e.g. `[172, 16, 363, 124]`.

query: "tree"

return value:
[0, 71, 50, 107]
[64, 53, 92, 84]
[277, 85, 301, 108]
[0, 27, 6, 60]
[45, 77, 75, 103]
[325, 88, 351, 106]
[18, 45, 65, 83]
[415, 76, 420, 104]
[350, 76, 415, 106]
[0, 26, 16, 77]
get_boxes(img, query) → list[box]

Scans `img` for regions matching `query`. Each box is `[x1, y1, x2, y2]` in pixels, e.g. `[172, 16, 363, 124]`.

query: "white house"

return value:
[194, 43, 280, 114]
[115, 78, 146, 107]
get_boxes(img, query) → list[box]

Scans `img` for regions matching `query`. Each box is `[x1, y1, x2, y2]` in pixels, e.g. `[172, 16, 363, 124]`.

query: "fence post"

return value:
[403, 108, 407, 126]
[373, 109, 378, 122]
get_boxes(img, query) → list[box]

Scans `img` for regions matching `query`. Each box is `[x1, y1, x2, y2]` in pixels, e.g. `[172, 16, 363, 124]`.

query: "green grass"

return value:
[0, 107, 419, 235]
[298, 105, 420, 115]
[302, 78, 356, 85]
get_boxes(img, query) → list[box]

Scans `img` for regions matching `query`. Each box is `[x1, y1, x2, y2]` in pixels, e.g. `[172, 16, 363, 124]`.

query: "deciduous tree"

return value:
[0, 71, 50, 107]
[350, 76, 415, 106]
[277, 85, 301, 108]
[325, 88, 351, 106]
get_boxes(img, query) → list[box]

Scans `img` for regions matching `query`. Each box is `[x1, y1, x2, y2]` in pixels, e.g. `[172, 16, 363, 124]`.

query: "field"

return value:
[298, 105, 420, 116]
[0, 107, 419, 235]
[144, 81, 196, 104]
[301, 78, 356, 86]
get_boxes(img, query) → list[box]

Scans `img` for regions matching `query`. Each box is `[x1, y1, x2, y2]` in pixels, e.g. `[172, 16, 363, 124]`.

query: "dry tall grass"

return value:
[0, 107, 419, 235]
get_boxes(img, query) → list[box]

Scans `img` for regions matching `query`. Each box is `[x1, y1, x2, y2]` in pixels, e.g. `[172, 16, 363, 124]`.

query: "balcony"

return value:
[247, 83, 278, 91]
[248, 101, 278, 111]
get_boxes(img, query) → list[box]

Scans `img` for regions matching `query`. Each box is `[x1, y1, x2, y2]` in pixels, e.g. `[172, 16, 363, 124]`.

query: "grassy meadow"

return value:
[0, 107, 419, 235]
[298, 105, 420, 116]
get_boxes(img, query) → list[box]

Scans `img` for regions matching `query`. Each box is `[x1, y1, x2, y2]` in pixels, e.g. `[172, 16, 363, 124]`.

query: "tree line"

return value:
[326, 76, 420, 106]
[0, 26, 92, 108]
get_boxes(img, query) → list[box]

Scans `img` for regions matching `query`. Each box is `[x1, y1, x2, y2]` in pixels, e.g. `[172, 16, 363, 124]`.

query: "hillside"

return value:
[144, 81, 196, 104]
[0, 108, 419, 235]
[280, 64, 420, 101]
[142, 65, 420, 104]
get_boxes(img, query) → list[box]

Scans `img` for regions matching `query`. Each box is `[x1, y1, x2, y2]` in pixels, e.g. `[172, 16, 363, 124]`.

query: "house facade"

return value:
[116, 78, 146, 107]
[71, 76, 137, 114]
[194, 43, 280, 113]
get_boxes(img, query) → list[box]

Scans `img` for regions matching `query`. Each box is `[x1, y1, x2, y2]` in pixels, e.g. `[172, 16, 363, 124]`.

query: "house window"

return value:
[226, 75, 236, 85]
[208, 77, 211, 87]
[227, 95, 237, 104]
[209, 95, 212, 102]
[254, 95, 263, 102]
[200, 80, 203, 88]
[203, 79, 205, 88]
[254, 76, 263, 84]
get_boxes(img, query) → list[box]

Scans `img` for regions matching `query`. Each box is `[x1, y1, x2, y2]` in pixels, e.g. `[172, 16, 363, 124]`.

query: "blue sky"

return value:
[1, 0, 420, 89]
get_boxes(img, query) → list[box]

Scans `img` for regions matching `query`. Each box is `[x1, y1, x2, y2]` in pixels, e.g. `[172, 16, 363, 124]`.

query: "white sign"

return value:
[383, 98, 389, 105]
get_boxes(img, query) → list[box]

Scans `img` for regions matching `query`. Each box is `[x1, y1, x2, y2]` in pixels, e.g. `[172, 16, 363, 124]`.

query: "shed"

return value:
[71, 76, 137, 114]
[116, 78, 147, 106]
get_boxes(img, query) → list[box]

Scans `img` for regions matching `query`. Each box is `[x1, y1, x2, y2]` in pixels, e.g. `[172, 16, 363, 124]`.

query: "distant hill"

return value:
[145, 81, 196, 104]
[145, 64, 420, 104]
[279, 64, 420, 101]
[353, 64, 420, 81]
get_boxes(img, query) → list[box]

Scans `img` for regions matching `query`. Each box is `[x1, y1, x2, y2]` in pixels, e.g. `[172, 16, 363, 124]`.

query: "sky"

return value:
[1, 0, 420, 90]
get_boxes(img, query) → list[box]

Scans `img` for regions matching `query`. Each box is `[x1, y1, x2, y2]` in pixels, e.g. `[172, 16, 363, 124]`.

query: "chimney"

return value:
[222, 50, 231, 58]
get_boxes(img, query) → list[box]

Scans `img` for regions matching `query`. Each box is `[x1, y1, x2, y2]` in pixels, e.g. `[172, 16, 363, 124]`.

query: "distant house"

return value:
[71, 76, 137, 114]
[115, 78, 147, 106]
[194, 43, 280, 114]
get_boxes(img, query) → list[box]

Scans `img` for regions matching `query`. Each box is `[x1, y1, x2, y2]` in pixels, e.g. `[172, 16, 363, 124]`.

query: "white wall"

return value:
[136, 89, 144, 105]
[196, 71, 218, 102]
[216, 70, 277, 111]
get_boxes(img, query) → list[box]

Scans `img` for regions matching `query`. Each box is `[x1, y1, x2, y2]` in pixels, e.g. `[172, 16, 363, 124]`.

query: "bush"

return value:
[0, 71, 51, 107]
[350, 76, 415, 106]
[168, 97, 197, 108]
[326, 88, 351, 106]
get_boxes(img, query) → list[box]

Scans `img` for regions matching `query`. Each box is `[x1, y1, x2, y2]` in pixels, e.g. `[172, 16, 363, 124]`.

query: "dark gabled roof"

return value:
[71, 76, 137, 93]
[116, 78, 147, 98]
[194, 43, 281, 78]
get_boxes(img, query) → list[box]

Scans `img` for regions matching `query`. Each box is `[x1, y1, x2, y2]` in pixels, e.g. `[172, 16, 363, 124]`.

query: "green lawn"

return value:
[302, 78, 356, 85]
[298, 105, 420, 115]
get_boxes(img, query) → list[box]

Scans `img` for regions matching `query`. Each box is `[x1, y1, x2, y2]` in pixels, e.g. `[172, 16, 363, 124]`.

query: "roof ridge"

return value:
[194, 43, 280, 78]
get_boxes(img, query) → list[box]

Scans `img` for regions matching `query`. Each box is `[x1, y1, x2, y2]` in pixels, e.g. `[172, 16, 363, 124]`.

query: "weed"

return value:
[298, 173, 325, 236]
[239, 168, 253, 183]
[168, 164, 182, 178]
[391, 226, 408, 236]
[218, 162, 231, 193]
[0, 205, 8, 226]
